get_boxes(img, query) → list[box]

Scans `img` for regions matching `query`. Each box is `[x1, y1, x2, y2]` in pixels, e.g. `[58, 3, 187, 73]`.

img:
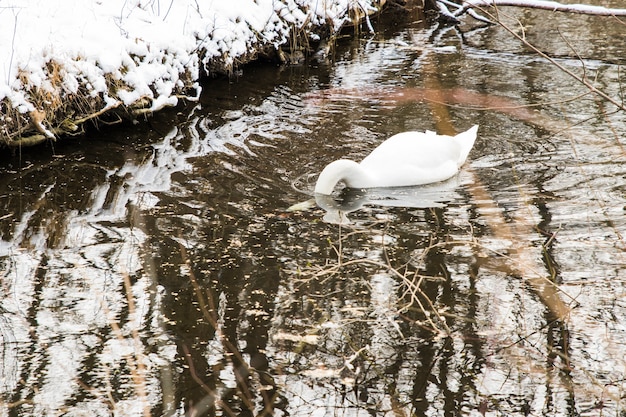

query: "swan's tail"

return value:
[454, 125, 478, 166]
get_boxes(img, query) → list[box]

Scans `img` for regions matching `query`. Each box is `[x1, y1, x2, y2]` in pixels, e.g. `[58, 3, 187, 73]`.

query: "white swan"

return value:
[314, 125, 478, 195]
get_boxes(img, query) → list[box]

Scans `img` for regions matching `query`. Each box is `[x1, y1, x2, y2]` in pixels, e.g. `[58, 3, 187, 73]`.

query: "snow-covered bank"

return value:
[0, 0, 386, 147]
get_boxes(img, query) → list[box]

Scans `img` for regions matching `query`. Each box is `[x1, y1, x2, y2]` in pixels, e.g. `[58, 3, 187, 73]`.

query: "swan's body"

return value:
[314, 125, 478, 195]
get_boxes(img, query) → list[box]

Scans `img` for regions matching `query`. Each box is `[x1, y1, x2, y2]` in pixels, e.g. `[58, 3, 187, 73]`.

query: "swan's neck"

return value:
[314, 159, 371, 195]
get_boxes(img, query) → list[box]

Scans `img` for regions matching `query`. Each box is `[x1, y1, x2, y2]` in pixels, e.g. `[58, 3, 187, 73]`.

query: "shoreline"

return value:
[0, 0, 394, 148]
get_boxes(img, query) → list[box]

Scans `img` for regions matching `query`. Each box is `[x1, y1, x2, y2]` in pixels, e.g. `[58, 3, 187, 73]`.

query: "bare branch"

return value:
[451, 1, 626, 112]
[495, 16, 626, 111]
[461, 0, 626, 17]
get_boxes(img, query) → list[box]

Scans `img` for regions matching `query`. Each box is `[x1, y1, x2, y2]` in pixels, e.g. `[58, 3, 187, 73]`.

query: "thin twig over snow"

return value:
[461, 0, 626, 16]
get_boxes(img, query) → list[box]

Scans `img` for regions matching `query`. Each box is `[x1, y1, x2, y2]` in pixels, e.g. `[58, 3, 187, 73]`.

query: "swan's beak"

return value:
[286, 198, 316, 212]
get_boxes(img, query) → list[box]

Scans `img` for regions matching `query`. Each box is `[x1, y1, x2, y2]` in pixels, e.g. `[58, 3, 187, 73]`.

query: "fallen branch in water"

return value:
[459, 0, 626, 17]
[476, 8, 626, 113]
[431, 0, 626, 114]
[437, 0, 626, 24]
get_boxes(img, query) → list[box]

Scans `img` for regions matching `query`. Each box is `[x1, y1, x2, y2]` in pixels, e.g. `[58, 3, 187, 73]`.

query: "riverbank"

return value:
[0, 0, 391, 148]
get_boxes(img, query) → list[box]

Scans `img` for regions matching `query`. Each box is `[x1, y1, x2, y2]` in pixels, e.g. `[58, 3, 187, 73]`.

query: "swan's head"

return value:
[314, 159, 367, 195]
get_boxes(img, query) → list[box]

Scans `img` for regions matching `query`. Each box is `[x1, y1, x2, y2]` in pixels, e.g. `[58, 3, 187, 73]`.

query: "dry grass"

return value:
[2, 60, 121, 148]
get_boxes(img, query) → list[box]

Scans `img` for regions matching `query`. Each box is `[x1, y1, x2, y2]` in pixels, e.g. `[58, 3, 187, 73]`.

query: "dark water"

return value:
[1, 4, 626, 417]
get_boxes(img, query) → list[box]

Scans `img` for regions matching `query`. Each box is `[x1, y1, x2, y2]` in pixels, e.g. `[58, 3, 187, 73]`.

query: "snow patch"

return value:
[0, 0, 382, 116]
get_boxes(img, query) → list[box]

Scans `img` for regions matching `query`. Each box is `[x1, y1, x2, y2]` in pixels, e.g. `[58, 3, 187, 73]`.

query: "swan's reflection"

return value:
[315, 173, 467, 224]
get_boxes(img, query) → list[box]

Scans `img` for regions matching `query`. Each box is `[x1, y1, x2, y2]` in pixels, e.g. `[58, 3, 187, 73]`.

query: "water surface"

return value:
[1, 5, 625, 416]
